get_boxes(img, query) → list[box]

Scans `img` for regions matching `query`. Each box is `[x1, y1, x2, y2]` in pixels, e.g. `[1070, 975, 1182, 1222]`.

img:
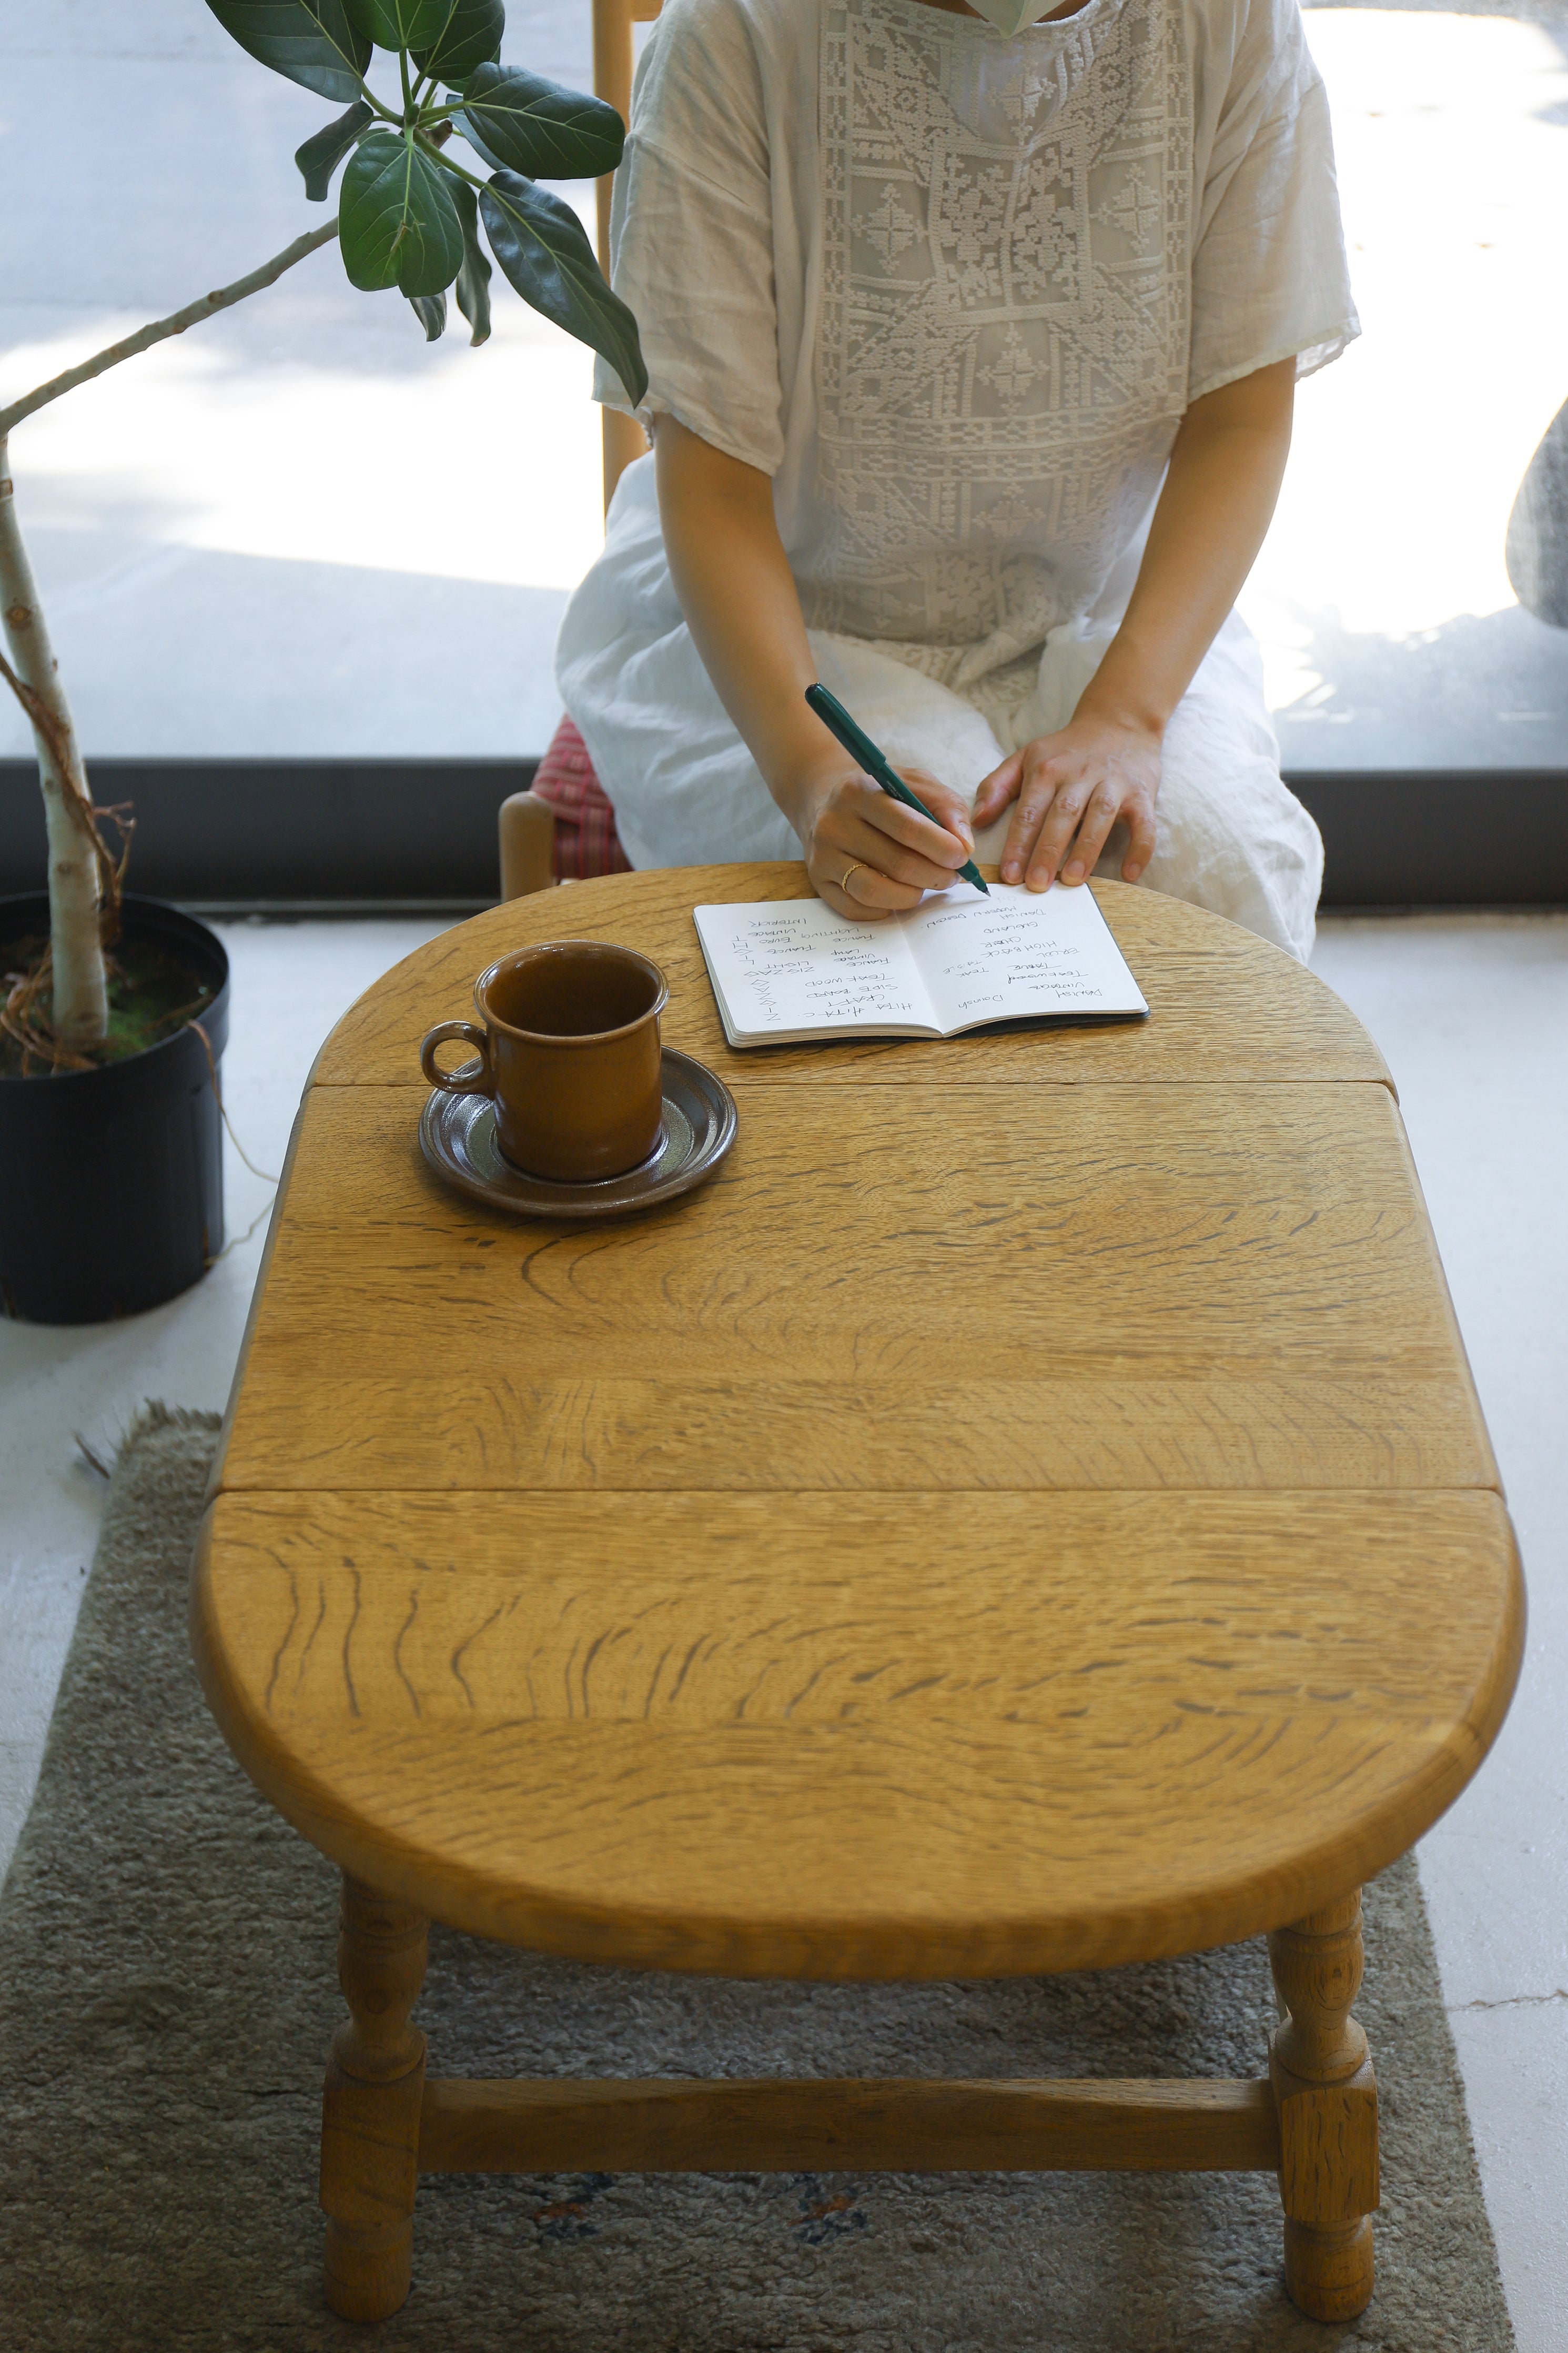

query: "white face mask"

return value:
[962, 0, 1078, 32]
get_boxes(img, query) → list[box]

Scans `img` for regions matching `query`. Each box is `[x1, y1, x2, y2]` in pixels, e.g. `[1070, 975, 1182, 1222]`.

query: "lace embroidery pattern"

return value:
[812, 0, 1191, 673]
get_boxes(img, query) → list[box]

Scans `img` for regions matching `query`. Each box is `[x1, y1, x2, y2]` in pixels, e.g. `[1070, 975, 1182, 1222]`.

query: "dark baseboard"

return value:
[0, 759, 538, 913]
[1289, 771, 1568, 908]
[2, 758, 1565, 914]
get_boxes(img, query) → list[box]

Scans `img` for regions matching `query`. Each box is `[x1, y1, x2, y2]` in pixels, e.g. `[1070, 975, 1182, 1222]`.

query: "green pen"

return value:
[805, 683, 989, 897]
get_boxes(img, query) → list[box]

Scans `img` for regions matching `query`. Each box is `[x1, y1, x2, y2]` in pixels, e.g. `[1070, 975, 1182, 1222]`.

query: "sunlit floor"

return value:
[1, 909, 1565, 2349]
[2, 2, 1566, 769]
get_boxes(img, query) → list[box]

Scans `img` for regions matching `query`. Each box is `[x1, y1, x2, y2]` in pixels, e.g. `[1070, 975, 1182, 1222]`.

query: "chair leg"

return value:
[601, 407, 650, 512]
[1269, 1890, 1380, 2321]
[319, 1875, 429, 2322]
[499, 789, 557, 900]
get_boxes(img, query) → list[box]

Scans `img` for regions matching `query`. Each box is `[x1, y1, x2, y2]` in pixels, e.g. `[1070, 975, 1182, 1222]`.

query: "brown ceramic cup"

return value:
[420, 942, 669, 1182]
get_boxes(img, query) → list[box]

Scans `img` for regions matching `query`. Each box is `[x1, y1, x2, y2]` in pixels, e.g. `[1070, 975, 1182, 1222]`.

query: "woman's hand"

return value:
[793, 755, 976, 920]
[653, 423, 974, 917]
[655, 366, 1294, 909]
[972, 715, 1160, 891]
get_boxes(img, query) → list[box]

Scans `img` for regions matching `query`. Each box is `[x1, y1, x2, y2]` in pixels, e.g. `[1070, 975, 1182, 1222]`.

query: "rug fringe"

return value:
[129, 1399, 224, 1439]
[118, 1400, 225, 1460]
[76, 1400, 222, 1483]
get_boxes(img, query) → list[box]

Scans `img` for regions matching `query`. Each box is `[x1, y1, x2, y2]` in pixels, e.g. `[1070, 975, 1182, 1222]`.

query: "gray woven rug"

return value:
[0, 1412, 1514, 2352]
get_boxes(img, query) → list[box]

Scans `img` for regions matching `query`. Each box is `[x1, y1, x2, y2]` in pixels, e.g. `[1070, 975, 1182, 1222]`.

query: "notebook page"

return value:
[693, 900, 938, 1039]
[904, 882, 1148, 1030]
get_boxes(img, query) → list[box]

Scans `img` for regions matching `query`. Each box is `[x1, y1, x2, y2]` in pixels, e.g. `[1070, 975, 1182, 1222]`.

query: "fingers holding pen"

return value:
[867, 775, 974, 878]
[804, 767, 975, 919]
[800, 708, 1160, 911]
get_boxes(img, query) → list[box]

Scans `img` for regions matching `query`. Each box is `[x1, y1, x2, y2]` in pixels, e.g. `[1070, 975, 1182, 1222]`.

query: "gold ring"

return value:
[841, 862, 866, 897]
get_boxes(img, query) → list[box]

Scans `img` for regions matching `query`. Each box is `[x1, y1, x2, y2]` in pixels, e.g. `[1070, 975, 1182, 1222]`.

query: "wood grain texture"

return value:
[191, 1486, 1523, 1978]
[1270, 1893, 1380, 2321]
[190, 867, 1523, 2328]
[318, 1875, 428, 2323]
[497, 792, 555, 902]
[197, 873, 1520, 1985]
[415, 2076, 1282, 2176]
[218, 1080, 1493, 1496]
[310, 869, 1393, 1091]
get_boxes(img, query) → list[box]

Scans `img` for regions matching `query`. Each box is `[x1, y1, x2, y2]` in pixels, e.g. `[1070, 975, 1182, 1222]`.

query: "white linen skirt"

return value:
[556, 456, 1323, 962]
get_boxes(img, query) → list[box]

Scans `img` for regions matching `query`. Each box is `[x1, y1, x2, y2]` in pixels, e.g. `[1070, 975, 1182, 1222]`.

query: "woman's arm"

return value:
[973, 356, 1297, 888]
[654, 414, 976, 919]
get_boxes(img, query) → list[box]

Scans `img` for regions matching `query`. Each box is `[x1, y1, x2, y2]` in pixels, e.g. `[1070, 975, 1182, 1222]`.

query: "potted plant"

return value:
[0, 0, 644, 1322]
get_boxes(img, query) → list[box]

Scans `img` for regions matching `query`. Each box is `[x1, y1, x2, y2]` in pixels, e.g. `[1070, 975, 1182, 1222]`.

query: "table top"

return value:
[193, 867, 1523, 1980]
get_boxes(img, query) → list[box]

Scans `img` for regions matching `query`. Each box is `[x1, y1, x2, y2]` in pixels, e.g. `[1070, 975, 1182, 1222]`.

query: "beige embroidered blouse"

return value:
[592, 0, 1358, 686]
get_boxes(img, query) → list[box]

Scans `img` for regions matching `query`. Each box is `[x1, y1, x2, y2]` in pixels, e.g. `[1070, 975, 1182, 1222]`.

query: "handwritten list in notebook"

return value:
[693, 883, 1147, 1047]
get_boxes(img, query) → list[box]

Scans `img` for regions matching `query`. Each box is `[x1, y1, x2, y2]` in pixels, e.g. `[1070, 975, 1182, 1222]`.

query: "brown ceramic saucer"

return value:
[419, 1048, 737, 1221]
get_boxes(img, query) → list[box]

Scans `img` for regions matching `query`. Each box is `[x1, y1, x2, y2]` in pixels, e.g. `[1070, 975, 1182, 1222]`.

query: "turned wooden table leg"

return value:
[319, 1874, 429, 2322]
[1268, 1889, 1380, 2322]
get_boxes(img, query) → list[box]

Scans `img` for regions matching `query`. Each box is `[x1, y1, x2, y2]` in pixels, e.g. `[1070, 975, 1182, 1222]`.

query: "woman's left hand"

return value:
[972, 715, 1161, 890]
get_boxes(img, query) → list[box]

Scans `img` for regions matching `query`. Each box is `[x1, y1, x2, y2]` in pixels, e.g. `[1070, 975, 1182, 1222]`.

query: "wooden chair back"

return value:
[595, 0, 664, 512]
[497, 0, 665, 903]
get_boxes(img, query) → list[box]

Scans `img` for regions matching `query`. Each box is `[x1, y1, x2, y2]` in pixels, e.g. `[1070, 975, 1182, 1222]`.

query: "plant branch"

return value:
[416, 130, 484, 187]
[0, 442, 109, 1045]
[359, 79, 402, 125]
[0, 637, 133, 927]
[0, 640, 75, 792]
[0, 220, 342, 440]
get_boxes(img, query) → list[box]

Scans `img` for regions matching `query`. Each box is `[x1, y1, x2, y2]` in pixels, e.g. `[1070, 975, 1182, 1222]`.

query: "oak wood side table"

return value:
[192, 867, 1523, 2329]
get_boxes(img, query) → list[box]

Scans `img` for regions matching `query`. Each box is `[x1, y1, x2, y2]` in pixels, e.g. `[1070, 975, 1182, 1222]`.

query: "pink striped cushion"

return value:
[530, 716, 632, 881]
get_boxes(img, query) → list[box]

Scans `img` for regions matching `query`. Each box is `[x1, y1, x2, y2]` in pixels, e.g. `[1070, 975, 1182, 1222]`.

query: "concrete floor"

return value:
[1, 910, 1564, 2347]
[0, 918, 444, 1859]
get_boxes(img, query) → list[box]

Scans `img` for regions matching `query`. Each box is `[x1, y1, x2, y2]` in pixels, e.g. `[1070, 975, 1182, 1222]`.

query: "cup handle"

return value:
[420, 1020, 493, 1095]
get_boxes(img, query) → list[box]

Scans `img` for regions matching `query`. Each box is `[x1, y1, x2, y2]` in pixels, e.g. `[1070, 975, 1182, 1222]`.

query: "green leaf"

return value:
[295, 98, 373, 200]
[203, 0, 370, 103]
[411, 0, 503, 88]
[452, 107, 505, 173]
[480, 170, 646, 402]
[449, 179, 493, 346]
[345, 0, 451, 47]
[340, 130, 466, 297]
[460, 64, 624, 180]
[407, 291, 448, 339]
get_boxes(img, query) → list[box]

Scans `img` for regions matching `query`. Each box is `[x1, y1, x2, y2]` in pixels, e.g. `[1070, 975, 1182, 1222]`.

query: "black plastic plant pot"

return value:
[0, 894, 230, 1324]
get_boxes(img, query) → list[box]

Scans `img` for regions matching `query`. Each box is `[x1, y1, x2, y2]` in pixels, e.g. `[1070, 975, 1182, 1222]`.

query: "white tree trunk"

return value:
[0, 436, 108, 1048]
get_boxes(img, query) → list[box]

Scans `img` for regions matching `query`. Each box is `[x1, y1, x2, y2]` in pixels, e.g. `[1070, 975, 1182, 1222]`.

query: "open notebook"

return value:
[693, 882, 1148, 1047]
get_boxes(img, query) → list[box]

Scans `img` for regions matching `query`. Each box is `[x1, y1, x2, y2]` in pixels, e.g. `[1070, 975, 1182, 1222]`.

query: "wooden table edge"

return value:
[196, 878, 1485, 2332]
[302, 866, 1399, 1100]
[306, 1073, 1403, 1093]
[189, 1493, 1524, 1984]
